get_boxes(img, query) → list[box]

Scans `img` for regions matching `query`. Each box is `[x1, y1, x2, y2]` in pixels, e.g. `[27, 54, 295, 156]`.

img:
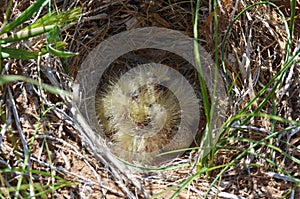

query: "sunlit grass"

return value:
[0, 0, 80, 198]
[167, 0, 300, 198]
[1, 0, 299, 198]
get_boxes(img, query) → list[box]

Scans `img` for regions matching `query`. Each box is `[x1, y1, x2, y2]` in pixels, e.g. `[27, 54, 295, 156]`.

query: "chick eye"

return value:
[131, 94, 139, 102]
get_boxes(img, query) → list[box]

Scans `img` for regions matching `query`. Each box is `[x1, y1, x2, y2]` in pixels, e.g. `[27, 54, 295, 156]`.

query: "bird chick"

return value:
[95, 64, 199, 164]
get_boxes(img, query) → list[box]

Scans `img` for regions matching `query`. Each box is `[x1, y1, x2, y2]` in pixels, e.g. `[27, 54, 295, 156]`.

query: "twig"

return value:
[2, 142, 125, 198]
[266, 171, 300, 183]
[218, 192, 247, 199]
[71, 105, 149, 198]
[231, 125, 273, 134]
[35, 134, 107, 196]
[7, 86, 30, 171]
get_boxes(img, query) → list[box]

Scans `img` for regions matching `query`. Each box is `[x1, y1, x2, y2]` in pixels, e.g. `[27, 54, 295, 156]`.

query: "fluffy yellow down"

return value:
[95, 64, 199, 163]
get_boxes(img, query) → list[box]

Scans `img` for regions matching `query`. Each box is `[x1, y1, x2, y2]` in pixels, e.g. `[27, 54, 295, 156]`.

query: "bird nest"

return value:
[72, 27, 219, 166]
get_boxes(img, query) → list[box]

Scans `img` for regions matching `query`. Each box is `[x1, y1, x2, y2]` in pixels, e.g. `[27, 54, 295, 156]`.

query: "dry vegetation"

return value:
[0, 0, 299, 198]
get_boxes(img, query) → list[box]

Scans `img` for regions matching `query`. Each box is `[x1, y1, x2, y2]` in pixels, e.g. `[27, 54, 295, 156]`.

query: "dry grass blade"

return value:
[7, 86, 30, 170]
[0, 0, 299, 198]
[71, 105, 149, 198]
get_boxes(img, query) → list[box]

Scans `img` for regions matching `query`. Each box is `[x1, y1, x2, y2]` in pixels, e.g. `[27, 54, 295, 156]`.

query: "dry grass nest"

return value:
[0, 0, 299, 198]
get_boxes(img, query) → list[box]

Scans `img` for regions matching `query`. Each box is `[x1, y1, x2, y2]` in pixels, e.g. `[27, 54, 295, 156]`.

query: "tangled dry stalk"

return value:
[0, 0, 299, 198]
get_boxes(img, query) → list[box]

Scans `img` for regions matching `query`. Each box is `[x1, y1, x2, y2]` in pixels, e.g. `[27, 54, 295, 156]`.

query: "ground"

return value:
[0, 0, 299, 198]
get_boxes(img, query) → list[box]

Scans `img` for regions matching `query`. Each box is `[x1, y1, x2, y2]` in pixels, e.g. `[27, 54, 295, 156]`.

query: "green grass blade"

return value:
[0, 0, 13, 33]
[0, 168, 78, 198]
[34, 181, 78, 198]
[193, 0, 210, 123]
[0, 25, 56, 44]
[225, 47, 300, 134]
[1, 47, 42, 59]
[231, 137, 300, 165]
[0, 75, 70, 97]
[170, 164, 227, 199]
[221, 1, 290, 79]
[47, 43, 78, 58]
[239, 50, 300, 124]
[0, 0, 49, 34]
[287, 0, 297, 59]
[204, 125, 297, 198]
[22, 7, 81, 31]
[170, 169, 203, 199]
[0, 8, 81, 44]
[193, 0, 214, 168]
